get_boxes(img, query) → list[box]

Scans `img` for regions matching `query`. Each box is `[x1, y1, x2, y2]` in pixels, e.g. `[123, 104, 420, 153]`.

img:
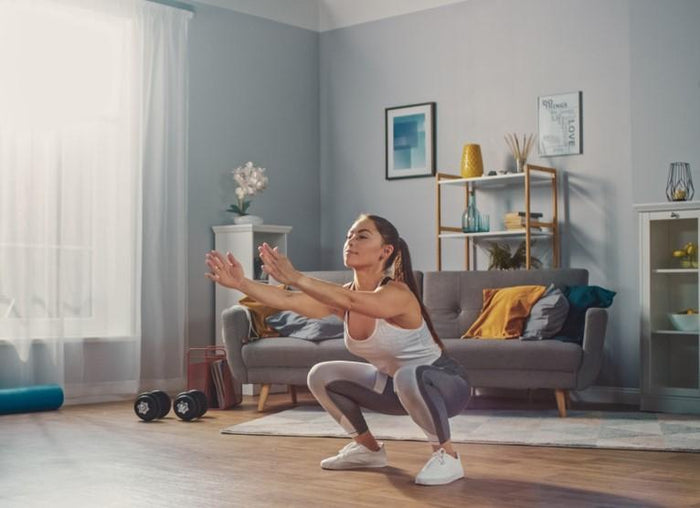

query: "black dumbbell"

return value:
[174, 389, 208, 421]
[189, 389, 208, 416]
[150, 390, 171, 419]
[134, 390, 171, 421]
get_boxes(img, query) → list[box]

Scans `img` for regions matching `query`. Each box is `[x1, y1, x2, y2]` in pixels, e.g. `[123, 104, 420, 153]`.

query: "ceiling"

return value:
[194, 0, 467, 32]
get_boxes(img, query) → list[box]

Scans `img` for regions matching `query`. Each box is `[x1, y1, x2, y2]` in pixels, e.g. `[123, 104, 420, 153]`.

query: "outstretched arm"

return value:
[205, 250, 339, 319]
[258, 243, 417, 320]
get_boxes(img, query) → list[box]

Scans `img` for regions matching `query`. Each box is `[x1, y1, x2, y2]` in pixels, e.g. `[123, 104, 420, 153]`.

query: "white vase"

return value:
[233, 214, 263, 225]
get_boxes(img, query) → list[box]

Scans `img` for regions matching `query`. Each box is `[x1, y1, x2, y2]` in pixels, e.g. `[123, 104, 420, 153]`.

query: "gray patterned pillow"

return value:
[266, 311, 344, 341]
[520, 285, 570, 340]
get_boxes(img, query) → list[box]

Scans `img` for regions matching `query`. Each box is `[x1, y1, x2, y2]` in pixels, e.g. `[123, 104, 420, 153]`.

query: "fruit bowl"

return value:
[668, 313, 700, 332]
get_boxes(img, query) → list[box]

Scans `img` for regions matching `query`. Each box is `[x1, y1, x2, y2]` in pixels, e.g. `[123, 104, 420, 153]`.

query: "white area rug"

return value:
[222, 406, 700, 452]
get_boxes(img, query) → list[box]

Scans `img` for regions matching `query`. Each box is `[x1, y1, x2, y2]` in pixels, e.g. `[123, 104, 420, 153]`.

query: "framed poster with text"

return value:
[538, 92, 582, 157]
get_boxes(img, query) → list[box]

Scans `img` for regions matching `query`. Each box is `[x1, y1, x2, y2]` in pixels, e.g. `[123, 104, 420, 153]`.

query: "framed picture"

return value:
[538, 92, 582, 156]
[385, 102, 436, 180]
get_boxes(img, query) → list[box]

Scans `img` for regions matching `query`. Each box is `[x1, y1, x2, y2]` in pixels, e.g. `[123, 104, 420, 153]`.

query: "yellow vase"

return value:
[461, 144, 484, 178]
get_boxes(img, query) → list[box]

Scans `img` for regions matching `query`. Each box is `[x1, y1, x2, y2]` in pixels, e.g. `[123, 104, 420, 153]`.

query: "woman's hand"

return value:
[205, 250, 245, 289]
[258, 243, 301, 286]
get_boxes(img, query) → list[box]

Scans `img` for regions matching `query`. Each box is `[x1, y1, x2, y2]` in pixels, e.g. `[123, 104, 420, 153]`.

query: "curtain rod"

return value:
[147, 0, 195, 14]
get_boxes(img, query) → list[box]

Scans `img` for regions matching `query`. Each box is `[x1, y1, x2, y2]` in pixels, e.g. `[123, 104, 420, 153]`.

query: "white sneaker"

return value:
[320, 441, 388, 470]
[414, 448, 465, 486]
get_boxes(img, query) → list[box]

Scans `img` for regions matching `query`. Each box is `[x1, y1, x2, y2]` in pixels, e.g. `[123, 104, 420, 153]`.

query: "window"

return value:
[0, 1, 139, 339]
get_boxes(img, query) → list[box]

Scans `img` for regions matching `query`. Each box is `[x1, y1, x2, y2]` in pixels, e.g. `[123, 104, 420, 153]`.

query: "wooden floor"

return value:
[1, 392, 700, 508]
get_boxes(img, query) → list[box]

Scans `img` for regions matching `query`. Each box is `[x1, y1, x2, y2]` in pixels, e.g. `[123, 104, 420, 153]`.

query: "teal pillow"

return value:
[555, 285, 615, 344]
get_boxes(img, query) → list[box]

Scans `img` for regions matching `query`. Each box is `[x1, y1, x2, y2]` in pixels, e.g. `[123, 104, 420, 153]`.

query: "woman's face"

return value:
[343, 218, 393, 269]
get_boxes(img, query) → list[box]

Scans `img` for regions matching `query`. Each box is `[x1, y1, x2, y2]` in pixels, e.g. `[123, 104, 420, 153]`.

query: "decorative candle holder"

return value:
[666, 162, 694, 201]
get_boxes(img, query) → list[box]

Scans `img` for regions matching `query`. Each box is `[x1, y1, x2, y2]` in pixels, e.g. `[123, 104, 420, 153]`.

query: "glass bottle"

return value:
[462, 189, 479, 233]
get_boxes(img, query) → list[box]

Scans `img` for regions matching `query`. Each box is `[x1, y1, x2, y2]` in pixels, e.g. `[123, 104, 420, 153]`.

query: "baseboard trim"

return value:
[572, 386, 641, 406]
[64, 377, 186, 405]
[64, 381, 138, 405]
[138, 377, 187, 394]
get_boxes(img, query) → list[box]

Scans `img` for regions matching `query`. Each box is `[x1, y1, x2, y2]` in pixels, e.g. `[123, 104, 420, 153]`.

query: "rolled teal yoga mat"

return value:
[0, 384, 64, 415]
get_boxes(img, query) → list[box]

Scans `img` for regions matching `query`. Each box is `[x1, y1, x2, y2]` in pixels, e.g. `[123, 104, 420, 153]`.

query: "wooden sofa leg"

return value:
[289, 384, 297, 405]
[257, 384, 271, 412]
[555, 389, 567, 418]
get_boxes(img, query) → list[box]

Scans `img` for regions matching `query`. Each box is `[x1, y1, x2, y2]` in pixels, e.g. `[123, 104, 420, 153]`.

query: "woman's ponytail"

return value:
[394, 237, 444, 350]
[357, 211, 445, 350]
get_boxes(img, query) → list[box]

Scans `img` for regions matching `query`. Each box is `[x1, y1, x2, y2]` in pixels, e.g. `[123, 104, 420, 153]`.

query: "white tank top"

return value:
[344, 314, 442, 377]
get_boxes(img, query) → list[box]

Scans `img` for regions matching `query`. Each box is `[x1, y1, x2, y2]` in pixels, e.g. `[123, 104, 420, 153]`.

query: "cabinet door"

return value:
[642, 209, 700, 399]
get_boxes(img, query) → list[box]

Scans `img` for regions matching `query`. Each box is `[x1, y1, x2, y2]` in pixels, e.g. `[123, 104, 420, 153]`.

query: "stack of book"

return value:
[504, 211, 543, 230]
[210, 359, 239, 409]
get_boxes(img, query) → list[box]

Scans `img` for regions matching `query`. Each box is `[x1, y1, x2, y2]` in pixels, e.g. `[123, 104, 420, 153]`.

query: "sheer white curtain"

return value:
[0, 0, 190, 402]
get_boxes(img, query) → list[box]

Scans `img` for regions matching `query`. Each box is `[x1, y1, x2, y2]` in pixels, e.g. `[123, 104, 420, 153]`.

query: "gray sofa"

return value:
[221, 268, 608, 416]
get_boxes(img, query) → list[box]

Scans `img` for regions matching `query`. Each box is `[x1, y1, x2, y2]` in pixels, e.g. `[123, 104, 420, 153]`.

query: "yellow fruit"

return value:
[687, 244, 697, 256]
[673, 250, 687, 258]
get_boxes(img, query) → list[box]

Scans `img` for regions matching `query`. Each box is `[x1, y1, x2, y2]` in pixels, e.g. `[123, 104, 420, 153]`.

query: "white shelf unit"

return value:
[212, 224, 292, 397]
[211, 224, 292, 346]
[636, 202, 700, 414]
[436, 165, 559, 270]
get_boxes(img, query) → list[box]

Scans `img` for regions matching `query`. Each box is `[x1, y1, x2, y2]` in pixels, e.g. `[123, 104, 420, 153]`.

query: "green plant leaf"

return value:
[487, 242, 512, 270]
[227, 200, 251, 215]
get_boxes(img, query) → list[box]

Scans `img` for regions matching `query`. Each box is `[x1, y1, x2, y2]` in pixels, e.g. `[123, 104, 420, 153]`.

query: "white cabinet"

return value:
[636, 202, 700, 414]
[211, 224, 292, 346]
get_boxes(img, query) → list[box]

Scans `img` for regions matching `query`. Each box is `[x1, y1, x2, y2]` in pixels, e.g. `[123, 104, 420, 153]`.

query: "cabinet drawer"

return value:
[649, 209, 700, 221]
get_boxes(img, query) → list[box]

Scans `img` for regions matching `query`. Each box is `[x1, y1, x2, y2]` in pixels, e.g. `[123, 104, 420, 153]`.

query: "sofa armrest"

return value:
[575, 307, 609, 390]
[221, 305, 252, 384]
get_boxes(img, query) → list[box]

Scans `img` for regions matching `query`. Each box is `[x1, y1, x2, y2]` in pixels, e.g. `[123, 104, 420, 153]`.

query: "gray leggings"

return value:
[307, 354, 470, 445]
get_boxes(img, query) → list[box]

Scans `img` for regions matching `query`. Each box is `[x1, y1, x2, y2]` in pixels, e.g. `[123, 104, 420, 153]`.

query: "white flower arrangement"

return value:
[227, 161, 268, 216]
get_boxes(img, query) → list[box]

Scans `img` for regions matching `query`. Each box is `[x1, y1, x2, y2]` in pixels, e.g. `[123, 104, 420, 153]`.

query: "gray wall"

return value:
[319, 0, 700, 389]
[630, 0, 700, 202]
[188, 4, 320, 347]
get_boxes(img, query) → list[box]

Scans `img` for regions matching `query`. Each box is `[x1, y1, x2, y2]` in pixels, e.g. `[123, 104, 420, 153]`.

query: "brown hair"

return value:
[357, 214, 444, 350]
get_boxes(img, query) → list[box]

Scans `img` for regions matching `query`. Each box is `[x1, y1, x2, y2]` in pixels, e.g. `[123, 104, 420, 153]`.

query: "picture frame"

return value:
[385, 102, 436, 180]
[537, 91, 582, 157]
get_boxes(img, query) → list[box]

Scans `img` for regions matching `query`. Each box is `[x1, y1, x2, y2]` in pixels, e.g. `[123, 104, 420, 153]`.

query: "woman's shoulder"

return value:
[381, 277, 410, 291]
[380, 279, 418, 303]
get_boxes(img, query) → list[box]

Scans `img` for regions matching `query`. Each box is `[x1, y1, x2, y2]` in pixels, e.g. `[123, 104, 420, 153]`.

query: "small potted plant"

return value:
[227, 161, 268, 225]
[486, 241, 542, 270]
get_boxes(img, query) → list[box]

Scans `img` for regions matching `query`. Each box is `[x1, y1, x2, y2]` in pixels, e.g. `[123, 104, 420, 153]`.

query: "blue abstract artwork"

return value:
[385, 102, 435, 180]
[392, 113, 426, 170]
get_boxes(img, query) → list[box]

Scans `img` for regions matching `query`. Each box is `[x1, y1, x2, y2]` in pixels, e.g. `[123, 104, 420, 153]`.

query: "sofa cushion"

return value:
[266, 311, 344, 341]
[443, 338, 582, 372]
[520, 285, 570, 340]
[464, 285, 546, 339]
[242, 338, 364, 368]
[556, 285, 616, 344]
[423, 269, 589, 339]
